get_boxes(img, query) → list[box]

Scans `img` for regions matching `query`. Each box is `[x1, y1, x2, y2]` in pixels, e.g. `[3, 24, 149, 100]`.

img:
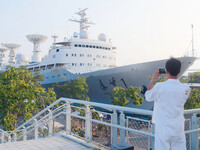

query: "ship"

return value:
[0, 8, 196, 110]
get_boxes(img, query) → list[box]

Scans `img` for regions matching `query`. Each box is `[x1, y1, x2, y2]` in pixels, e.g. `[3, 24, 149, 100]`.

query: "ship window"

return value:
[40, 66, 46, 70]
[96, 46, 99, 49]
[74, 44, 78, 47]
[80, 63, 82, 66]
[93, 46, 95, 48]
[82, 45, 85, 47]
[56, 64, 64, 67]
[28, 68, 33, 71]
[89, 45, 92, 48]
[87, 54, 92, 57]
[108, 48, 110, 50]
[79, 44, 81, 47]
[66, 53, 68, 57]
[72, 63, 74, 66]
[105, 48, 108, 50]
[47, 64, 54, 69]
[86, 45, 89, 48]
[99, 46, 102, 49]
[53, 55, 56, 58]
[56, 49, 59, 52]
[80, 54, 84, 57]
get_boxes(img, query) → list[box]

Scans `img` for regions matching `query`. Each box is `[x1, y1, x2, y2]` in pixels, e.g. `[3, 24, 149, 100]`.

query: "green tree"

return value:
[147, 76, 168, 83]
[187, 72, 200, 83]
[110, 86, 143, 106]
[0, 67, 56, 130]
[54, 76, 89, 101]
[184, 88, 200, 109]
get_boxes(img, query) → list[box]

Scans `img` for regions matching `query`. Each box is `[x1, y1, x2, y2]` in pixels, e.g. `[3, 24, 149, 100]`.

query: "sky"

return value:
[0, 0, 200, 68]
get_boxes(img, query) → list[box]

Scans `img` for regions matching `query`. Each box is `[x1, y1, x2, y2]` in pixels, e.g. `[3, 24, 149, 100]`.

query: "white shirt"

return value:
[145, 79, 190, 138]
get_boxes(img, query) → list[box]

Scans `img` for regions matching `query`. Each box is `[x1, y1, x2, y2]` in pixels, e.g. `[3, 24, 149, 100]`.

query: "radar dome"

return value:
[73, 32, 79, 38]
[98, 33, 107, 41]
[80, 30, 89, 39]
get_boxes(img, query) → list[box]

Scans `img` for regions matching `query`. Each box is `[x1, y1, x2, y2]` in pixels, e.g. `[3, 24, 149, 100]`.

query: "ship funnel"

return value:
[2, 43, 21, 65]
[26, 34, 47, 63]
[0, 47, 8, 66]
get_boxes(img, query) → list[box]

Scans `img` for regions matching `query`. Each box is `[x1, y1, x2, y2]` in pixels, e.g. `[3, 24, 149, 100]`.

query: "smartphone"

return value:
[159, 68, 166, 74]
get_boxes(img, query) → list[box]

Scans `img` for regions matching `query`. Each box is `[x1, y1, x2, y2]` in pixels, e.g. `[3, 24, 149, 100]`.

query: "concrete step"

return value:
[0, 135, 92, 150]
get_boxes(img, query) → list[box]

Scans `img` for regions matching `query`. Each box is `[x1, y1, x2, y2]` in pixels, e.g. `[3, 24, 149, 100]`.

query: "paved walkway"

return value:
[0, 136, 92, 150]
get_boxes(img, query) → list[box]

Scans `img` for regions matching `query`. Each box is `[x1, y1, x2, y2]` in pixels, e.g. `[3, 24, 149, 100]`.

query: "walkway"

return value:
[0, 135, 92, 150]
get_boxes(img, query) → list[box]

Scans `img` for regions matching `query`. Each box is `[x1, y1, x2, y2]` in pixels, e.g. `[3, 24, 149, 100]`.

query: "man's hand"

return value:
[152, 69, 160, 80]
[147, 69, 160, 90]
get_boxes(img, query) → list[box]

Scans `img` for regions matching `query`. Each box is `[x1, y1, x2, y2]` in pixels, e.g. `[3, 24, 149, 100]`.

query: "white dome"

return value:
[98, 33, 107, 41]
[80, 30, 89, 39]
[73, 32, 79, 38]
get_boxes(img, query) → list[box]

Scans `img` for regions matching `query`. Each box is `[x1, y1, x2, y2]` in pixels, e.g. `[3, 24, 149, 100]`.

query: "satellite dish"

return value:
[3, 43, 21, 49]
[2, 43, 21, 65]
[26, 34, 47, 63]
[26, 34, 47, 44]
[0, 47, 8, 53]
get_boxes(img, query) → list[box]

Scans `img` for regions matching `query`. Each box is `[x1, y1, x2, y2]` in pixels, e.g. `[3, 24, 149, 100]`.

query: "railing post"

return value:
[23, 126, 27, 141]
[151, 123, 155, 150]
[120, 111, 125, 143]
[111, 110, 118, 144]
[191, 113, 198, 150]
[147, 121, 151, 150]
[85, 105, 92, 143]
[48, 109, 53, 136]
[1, 132, 4, 144]
[34, 119, 38, 140]
[66, 102, 71, 134]
[13, 133, 16, 142]
[8, 135, 11, 142]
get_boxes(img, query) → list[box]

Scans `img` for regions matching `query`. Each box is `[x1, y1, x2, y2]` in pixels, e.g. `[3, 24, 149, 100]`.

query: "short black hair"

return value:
[165, 58, 181, 76]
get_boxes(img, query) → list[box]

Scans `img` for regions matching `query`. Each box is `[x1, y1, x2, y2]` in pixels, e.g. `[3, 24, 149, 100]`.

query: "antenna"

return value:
[52, 35, 58, 43]
[26, 34, 47, 63]
[191, 24, 195, 57]
[2, 43, 21, 65]
[69, 8, 95, 33]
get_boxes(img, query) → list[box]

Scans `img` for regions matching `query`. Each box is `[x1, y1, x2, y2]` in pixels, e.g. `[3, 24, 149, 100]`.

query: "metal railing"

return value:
[0, 97, 199, 150]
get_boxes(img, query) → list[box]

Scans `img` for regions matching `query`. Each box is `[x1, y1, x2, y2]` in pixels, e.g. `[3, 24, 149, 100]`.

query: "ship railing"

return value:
[0, 97, 200, 150]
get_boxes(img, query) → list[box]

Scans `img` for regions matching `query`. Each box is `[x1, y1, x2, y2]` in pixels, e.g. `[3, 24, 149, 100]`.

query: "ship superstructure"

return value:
[27, 8, 117, 74]
[0, 9, 197, 110]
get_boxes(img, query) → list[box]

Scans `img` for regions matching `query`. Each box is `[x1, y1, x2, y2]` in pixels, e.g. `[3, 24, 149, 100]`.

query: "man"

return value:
[145, 58, 190, 150]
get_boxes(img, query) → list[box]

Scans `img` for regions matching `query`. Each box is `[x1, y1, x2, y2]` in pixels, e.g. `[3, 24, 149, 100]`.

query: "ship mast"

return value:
[69, 8, 95, 33]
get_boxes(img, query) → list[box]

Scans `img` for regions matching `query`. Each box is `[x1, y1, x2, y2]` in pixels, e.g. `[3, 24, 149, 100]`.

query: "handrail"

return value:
[4, 97, 200, 143]
[60, 97, 153, 115]
[10, 99, 63, 134]
[184, 108, 200, 115]
[15, 111, 63, 141]
[0, 129, 10, 136]
[63, 111, 155, 137]
[11, 105, 66, 141]
[0, 137, 8, 143]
